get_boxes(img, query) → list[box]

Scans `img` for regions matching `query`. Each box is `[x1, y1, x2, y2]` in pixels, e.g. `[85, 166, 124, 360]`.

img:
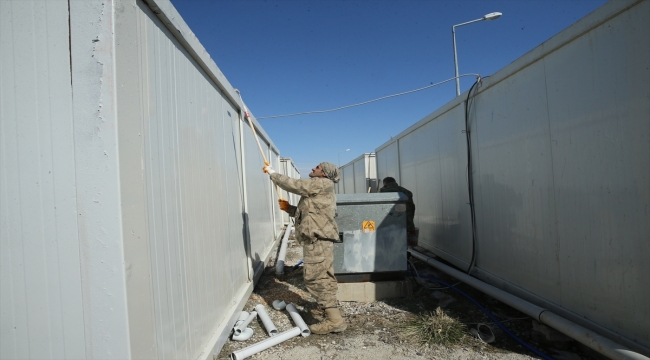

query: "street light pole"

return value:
[338, 149, 350, 167]
[452, 12, 502, 96]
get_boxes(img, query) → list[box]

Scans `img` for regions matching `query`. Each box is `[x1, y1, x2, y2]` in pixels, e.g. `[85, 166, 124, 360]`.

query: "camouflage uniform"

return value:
[380, 182, 416, 231]
[269, 172, 339, 309]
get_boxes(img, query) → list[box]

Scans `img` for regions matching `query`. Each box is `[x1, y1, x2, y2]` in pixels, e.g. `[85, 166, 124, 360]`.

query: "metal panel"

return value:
[115, 1, 253, 358]
[269, 149, 282, 234]
[339, 153, 378, 194]
[374, 0, 650, 352]
[543, 0, 650, 346]
[341, 165, 355, 194]
[243, 123, 276, 268]
[396, 106, 472, 268]
[351, 154, 371, 193]
[367, 153, 377, 192]
[334, 193, 408, 273]
[472, 61, 559, 298]
[375, 141, 399, 184]
[69, 0, 134, 355]
[352, 156, 366, 193]
[0, 1, 86, 358]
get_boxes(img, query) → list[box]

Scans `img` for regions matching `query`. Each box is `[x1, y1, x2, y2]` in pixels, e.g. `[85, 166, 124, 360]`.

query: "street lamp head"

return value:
[345, 149, 350, 151]
[483, 12, 502, 21]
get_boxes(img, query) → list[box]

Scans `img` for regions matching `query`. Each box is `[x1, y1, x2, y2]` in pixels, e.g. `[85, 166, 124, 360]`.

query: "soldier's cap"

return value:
[320, 162, 340, 183]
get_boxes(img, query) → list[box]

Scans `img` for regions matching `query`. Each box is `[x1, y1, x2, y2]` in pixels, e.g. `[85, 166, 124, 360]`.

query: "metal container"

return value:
[333, 193, 408, 275]
[337, 153, 378, 194]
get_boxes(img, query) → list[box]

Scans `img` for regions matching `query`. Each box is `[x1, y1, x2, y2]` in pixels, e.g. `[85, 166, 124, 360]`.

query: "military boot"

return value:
[309, 307, 347, 335]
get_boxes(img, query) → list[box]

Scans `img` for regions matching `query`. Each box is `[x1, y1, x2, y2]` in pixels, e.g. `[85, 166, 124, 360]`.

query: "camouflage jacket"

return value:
[270, 173, 339, 244]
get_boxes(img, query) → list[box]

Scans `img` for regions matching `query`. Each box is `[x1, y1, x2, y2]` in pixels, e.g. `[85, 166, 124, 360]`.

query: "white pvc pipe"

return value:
[286, 303, 310, 337]
[236, 311, 249, 324]
[232, 311, 249, 333]
[231, 327, 254, 341]
[254, 304, 278, 337]
[230, 327, 301, 360]
[275, 222, 293, 276]
[234, 311, 257, 336]
[407, 248, 650, 360]
[272, 300, 287, 310]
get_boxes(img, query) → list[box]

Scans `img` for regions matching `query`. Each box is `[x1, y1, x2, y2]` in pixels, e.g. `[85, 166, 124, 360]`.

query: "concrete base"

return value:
[337, 280, 412, 302]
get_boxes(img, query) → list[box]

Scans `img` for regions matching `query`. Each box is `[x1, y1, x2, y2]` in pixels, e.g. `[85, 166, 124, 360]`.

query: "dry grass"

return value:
[399, 307, 467, 347]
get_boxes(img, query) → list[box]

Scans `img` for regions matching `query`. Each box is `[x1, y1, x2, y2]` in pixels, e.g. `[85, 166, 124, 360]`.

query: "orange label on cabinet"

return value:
[362, 220, 376, 233]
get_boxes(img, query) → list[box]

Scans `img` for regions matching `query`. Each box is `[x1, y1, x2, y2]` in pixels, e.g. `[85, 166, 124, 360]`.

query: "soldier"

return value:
[380, 177, 416, 232]
[263, 162, 346, 335]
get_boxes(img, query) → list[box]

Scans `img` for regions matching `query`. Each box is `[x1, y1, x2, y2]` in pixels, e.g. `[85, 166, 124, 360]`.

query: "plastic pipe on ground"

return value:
[254, 304, 278, 337]
[540, 312, 649, 360]
[235, 311, 249, 324]
[272, 300, 287, 310]
[232, 311, 250, 333]
[231, 327, 254, 341]
[286, 303, 310, 337]
[234, 311, 257, 336]
[275, 223, 293, 277]
[230, 327, 301, 360]
[407, 248, 650, 360]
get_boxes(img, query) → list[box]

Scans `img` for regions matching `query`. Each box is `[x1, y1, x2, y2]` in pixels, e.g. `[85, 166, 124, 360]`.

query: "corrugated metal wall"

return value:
[375, 0, 649, 353]
[1, 0, 285, 359]
[116, 1, 283, 358]
[337, 153, 377, 194]
[0, 1, 87, 359]
[337, 153, 378, 194]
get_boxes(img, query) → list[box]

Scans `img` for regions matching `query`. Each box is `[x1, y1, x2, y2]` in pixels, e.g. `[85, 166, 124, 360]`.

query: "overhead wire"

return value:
[256, 74, 481, 120]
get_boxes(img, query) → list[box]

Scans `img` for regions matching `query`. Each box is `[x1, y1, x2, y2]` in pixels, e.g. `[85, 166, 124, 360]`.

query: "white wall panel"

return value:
[543, 1, 649, 345]
[352, 155, 366, 193]
[70, 0, 132, 357]
[374, 0, 649, 352]
[339, 153, 378, 194]
[125, 3, 249, 358]
[1, 1, 86, 358]
[115, 1, 263, 358]
[472, 62, 559, 295]
[376, 141, 399, 184]
[341, 165, 355, 194]
[2, 0, 284, 358]
[243, 124, 276, 268]
[396, 106, 472, 267]
[269, 149, 282, 234]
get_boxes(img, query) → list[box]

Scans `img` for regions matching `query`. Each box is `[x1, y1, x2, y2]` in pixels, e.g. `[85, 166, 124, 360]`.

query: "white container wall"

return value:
[337, 153, 377, 194]
[279, 158, 302, 224]
[1, 1, 88, 358]
[1, 0, 284, 359]
[376, 0, 649, 354]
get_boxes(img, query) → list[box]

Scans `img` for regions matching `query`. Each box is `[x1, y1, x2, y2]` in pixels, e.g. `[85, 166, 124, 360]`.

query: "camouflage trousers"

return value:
[303, 239, 337, 309]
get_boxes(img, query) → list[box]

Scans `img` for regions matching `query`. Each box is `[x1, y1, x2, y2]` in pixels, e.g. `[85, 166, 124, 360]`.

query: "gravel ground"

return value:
[217, 231, 605, 360]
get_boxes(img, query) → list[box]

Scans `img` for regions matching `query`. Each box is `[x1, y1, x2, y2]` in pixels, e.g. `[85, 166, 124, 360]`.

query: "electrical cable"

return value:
[464, 78, 481, 275]
[405, 270, 554, 360]
[407, 259, 460, 290]
[256, 74, 481, 120]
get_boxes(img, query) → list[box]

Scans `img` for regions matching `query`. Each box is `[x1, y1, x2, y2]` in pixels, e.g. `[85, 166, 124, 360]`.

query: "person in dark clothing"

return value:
[379, 177, 416, 232]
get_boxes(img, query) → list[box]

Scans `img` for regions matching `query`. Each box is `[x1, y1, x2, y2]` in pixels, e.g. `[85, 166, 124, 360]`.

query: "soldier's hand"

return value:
[278, 199, 290, 212]
[263, 165, 276, 174]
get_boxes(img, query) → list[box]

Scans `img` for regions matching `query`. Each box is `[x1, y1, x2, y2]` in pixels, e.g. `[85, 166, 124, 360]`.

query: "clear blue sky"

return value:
[171, 0, 607, 176]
